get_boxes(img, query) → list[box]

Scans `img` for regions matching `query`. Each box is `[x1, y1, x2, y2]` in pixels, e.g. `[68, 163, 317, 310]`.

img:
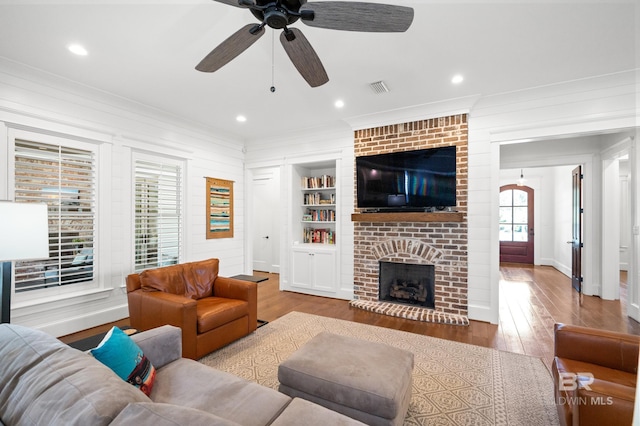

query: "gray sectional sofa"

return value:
[0, 323, 364, 426]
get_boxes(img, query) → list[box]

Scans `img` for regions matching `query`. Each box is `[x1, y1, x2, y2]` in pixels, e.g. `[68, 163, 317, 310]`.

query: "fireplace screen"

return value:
[378, 261, 435, 309]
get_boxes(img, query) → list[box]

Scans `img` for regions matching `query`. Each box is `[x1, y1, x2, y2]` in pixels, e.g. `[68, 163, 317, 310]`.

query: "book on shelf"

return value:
[306, 209, 335, 222]
[303, 192, 320, 205]
[303, 228, 335, 244]
[301, 175, 335, 189]
[304, 192, 336, 206]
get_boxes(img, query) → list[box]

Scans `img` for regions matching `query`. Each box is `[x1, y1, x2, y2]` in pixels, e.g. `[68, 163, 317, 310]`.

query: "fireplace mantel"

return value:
[351, 212, 464, 223]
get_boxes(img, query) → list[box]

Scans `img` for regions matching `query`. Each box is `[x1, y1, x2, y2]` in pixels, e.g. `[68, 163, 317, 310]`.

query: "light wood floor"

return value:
[60, 264, 640, 370]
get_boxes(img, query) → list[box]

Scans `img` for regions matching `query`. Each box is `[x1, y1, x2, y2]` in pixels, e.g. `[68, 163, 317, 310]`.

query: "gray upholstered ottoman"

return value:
[278, 332, 414, 426]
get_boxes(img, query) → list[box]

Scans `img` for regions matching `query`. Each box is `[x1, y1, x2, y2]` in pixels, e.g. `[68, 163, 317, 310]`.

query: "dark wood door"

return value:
[499, 185, 534, 263]
[571, 166, 583, 293]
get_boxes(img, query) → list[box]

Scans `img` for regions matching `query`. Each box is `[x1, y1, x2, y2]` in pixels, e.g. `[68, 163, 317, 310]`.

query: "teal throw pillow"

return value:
[91, 326, 156, 396]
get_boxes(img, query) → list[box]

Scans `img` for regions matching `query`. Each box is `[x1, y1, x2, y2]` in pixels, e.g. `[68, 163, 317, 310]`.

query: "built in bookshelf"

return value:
[301, 174, 336, 245]
[287, 160, 339, 296]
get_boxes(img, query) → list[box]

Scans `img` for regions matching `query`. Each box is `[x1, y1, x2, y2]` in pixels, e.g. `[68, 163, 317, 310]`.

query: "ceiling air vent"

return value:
[369, 80, 389, 94]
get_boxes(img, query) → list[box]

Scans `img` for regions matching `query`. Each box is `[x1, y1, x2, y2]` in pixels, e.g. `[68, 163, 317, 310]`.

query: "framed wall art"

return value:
[206, 177, 233, 239]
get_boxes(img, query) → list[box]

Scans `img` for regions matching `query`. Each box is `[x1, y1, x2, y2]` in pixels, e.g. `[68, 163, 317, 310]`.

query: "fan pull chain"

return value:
[270, 30, 276, 93]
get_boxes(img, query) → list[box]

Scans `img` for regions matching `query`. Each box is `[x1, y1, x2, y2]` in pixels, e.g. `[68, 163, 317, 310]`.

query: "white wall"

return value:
[0, 60, 247, 337]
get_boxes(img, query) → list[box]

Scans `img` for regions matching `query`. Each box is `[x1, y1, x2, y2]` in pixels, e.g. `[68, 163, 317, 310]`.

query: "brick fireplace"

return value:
[350, 115, 469, 325]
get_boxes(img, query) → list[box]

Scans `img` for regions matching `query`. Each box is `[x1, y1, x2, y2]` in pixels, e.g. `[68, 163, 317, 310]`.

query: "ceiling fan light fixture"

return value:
[203, 1, 414, 87]
[369, 80, 389, 94]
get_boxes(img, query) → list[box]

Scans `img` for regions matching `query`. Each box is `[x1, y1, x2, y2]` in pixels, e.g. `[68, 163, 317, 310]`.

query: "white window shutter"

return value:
[13, 139, 96, 291]
[134, 159, 182, 272]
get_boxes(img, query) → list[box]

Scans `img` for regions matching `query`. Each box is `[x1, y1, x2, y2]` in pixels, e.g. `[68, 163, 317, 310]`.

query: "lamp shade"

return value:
[0, 202, 49, 262]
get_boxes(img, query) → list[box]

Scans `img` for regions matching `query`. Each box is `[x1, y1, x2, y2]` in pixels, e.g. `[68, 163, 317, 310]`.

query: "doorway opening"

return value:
[250, 167, 281, 274]
[498, 128, 637, 323]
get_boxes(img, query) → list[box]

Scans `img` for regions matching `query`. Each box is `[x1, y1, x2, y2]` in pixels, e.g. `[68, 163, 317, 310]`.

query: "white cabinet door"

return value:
[291, 248, 313, 289]
[312, 249, 336, 292]
[291, 247, 336, 292]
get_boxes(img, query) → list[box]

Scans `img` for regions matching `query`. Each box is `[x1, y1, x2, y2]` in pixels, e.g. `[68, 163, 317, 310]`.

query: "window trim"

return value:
[8, 128, 102, 303]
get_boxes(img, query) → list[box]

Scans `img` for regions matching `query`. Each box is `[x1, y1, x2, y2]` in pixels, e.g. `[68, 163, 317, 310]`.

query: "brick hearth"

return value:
[351, 115, 469, 325]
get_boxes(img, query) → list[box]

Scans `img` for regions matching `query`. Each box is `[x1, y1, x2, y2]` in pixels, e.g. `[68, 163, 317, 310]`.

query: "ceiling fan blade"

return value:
[280, 28, 329, 88]
[196, 24, 265, 73]
[212, 0, 253, 8]
[301, 2, 414, 32]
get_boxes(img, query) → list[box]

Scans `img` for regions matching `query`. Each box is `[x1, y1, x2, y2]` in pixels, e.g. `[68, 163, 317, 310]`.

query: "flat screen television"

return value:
[356, 146, 456, 211]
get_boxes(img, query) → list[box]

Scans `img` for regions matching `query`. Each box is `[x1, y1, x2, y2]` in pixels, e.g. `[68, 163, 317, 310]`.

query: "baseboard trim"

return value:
[34, 305, 129, 337]
[468, 304, 498, 324]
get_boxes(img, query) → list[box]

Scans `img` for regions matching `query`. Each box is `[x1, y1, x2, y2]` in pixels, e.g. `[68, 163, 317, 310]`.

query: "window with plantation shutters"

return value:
[13, 139, 96, 292]
[134, 158, 182, 272]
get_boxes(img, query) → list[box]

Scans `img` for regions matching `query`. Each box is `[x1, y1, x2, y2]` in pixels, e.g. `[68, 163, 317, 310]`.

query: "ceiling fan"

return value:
[196, 0, 414, 87]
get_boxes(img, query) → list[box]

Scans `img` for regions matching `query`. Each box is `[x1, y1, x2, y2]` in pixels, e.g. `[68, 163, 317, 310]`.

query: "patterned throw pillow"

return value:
[91, 326, 156, 396]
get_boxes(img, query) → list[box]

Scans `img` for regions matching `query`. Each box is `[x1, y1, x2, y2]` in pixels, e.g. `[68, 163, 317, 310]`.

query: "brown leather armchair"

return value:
[552, 323, 639, 426]
[126, 258, 257, 359]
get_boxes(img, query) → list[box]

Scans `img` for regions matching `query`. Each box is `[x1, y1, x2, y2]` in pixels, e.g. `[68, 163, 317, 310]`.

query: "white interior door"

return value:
[252, 168, 280, 273]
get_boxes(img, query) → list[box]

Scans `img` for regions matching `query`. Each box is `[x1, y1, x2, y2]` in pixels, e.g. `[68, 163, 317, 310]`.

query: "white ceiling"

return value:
[0, 0, 637, 143]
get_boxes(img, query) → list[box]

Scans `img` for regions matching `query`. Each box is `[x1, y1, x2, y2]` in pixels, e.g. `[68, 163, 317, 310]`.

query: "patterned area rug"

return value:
[200, 312, 559, 426]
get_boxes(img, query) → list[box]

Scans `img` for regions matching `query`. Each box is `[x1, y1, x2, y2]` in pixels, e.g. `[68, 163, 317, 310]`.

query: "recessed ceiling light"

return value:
[334, 100, 345, 109]
[236, 115, 247, 123]
[68, 44, 88, 56]
[451, 74, 464, 84]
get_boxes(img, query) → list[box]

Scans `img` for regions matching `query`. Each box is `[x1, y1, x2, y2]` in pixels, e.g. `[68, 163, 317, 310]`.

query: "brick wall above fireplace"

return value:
[350, 115, 469, 325]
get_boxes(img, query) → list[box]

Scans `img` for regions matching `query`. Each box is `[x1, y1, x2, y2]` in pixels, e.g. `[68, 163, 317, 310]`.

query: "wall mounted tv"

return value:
[356, 146, 456, 211]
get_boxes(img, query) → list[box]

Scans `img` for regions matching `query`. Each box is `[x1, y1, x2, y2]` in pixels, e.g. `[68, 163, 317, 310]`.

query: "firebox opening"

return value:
[379, 261, 435, 309]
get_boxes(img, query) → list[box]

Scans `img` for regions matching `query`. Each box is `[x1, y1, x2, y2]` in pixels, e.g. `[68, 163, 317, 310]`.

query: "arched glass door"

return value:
[499, 185, 534, 263]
